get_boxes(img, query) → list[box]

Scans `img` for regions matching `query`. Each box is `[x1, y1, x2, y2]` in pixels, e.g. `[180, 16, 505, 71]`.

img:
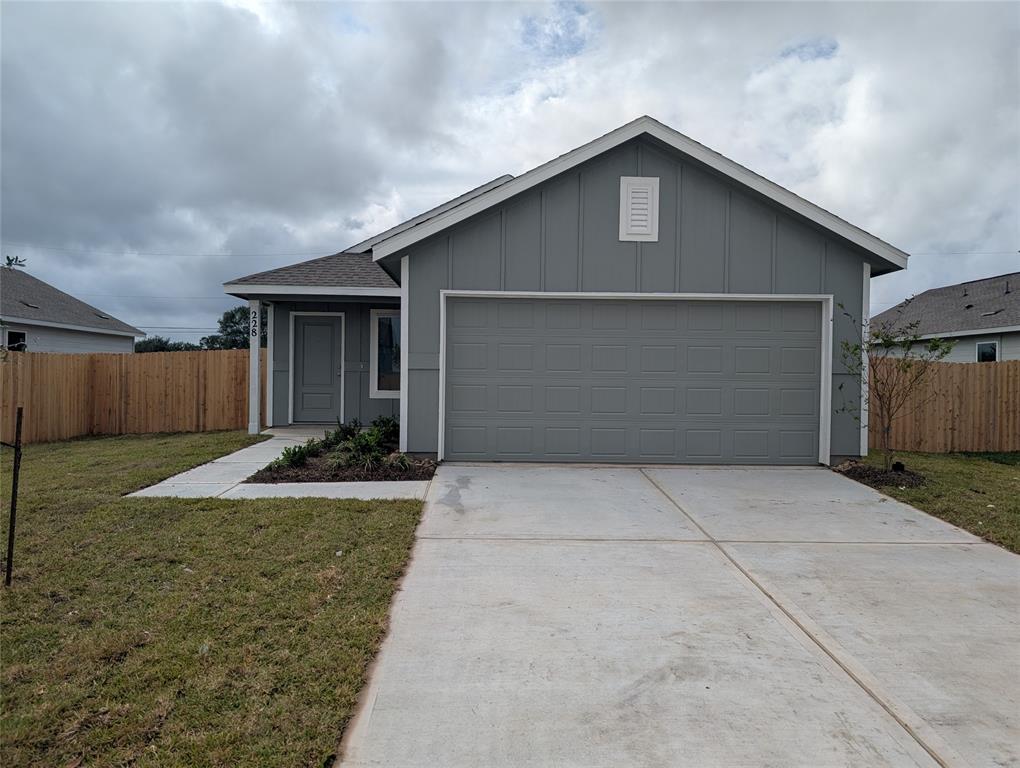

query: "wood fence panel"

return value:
[869, 358, 1020, 453]
[0, 349, 267, 444]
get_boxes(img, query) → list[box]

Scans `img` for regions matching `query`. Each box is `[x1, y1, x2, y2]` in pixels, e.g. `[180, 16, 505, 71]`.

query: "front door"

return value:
[293, 314, 344, 423]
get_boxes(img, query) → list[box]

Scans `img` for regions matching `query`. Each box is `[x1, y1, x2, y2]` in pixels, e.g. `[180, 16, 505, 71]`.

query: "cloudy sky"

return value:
[2, 1, 1016, 341]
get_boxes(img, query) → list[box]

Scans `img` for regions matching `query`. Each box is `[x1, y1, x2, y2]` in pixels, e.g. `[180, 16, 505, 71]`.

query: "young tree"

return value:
[201, 306, 266, 349]
[838, 299, 954, 472]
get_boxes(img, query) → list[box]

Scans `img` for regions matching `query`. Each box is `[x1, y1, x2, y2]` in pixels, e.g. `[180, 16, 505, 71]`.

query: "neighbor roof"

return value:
[225, 251, 398, 292]
[0, 267, 143, 336]
[871, 272, 1020, 338]
[368, 115, 910, 274]
[224, 175, 514, 293]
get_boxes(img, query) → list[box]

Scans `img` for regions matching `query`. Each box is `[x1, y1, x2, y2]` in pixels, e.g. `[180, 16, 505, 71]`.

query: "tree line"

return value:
[135, 306, 267, 352]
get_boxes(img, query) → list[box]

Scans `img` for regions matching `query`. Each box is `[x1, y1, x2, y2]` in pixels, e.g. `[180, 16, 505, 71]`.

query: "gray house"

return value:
[225, 116, 908, 465]
[871, 272, 1019, 363]
[1, 267, 143, 353]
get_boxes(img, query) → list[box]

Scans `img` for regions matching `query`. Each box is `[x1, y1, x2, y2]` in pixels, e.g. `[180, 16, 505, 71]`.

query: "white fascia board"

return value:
[0, 315, 142, 337]
[372, 116, 909, 272]
[916, 325, 1020, 340]
[223, 284, 401, 297]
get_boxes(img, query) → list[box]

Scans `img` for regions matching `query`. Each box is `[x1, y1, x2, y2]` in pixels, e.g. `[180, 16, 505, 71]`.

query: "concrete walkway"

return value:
[129, 429, 429, 500]
[341, 464, 1020, 768]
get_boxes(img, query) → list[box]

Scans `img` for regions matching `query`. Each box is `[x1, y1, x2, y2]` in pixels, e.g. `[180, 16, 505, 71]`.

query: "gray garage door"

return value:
[443, 297, 822, 464]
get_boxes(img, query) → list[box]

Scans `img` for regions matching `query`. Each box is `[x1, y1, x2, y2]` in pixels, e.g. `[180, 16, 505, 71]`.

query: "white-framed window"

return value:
[370, 308, 401, 398]
[4, 329, 27, 351]
[976, 341, 998, 363]
[619, 176, 660, 242]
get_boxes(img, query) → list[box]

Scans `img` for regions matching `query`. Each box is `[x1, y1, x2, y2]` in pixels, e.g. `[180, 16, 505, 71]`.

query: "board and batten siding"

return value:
[268, 299, 399, 426]
[403, 136, 875, 457]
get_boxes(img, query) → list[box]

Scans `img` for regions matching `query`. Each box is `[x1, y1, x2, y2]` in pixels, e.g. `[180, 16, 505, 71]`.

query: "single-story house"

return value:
[1, 267, 143, 353]
[871, 272, 1019, 363]
[225, 116, 909, 465]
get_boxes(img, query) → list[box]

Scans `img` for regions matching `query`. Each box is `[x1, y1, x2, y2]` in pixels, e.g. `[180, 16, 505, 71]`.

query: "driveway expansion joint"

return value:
[638, 467, 955, 768]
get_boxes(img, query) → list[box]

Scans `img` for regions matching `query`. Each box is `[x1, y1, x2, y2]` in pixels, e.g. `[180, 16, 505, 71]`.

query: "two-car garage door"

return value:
[442, 297, 823, 464]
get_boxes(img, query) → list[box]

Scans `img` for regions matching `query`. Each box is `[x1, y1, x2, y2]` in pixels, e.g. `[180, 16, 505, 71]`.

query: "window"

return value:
[976, 341, 998, 362]
[619, 176, 660, 242]
[4, 330, 27, 351]
[370, 309, 400, 398]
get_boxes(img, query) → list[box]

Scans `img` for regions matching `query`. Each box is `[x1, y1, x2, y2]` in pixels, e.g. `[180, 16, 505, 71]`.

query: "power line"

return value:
[76, 293, 230, 300]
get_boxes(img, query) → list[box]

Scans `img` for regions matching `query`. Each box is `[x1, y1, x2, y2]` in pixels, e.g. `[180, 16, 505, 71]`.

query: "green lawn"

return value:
[1, 432, 421, 767]
[862, 451, 1020, 553]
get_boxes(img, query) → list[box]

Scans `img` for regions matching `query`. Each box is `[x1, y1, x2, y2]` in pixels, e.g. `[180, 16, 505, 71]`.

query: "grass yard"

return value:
[1, 432, 421, 767]
[861, 451, 1020, 553]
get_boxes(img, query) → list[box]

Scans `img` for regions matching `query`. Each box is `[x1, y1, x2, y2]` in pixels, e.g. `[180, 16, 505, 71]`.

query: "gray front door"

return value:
[443, 298, 822, 464]
[294, 314, 344, 423]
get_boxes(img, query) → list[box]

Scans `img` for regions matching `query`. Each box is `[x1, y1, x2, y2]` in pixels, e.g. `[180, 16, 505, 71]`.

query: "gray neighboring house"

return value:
[226, 116, 910, 465]
[0, 267, 143, 353]
[871, 272, 1019, 363]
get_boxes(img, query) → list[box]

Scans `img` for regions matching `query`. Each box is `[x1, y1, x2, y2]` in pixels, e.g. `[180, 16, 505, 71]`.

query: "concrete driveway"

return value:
[341, 465, 1020, 768]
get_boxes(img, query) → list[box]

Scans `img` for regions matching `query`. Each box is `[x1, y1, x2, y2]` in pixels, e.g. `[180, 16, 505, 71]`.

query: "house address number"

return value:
[250, 309, 259, 337]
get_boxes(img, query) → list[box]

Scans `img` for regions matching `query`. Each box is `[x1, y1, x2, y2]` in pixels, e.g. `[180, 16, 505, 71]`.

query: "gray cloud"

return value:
[1, 1, 1016, 340]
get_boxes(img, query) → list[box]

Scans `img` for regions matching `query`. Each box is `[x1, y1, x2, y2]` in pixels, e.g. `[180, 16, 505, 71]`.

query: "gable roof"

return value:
[369, 116, 909, 273]
[0, 267, 143, 337]
[225, 252, 398, 294]
[871, 272, 1020, 339]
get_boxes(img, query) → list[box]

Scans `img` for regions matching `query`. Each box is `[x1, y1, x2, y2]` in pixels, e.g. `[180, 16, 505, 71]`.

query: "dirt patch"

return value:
[834, 460, 926, 489]
[247, 454, 436, 484]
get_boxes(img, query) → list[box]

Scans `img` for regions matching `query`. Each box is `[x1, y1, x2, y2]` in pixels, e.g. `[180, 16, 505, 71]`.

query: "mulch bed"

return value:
[247, 454, 436, 484]
[834, 460, 926, 489]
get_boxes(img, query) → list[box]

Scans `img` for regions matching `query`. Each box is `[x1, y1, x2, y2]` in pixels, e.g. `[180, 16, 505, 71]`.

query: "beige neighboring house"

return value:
[0, 267, 144, 353]
[871, 271, 1019, 363]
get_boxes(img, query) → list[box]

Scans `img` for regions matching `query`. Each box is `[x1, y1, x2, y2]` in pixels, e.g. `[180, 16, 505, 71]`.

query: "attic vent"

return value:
[19, 300, 40, 309]
[94, 312, 111, 320]
[981, 309, 1003, 317]
[965, 304, 974, 309]
[619, 176, 660, 242]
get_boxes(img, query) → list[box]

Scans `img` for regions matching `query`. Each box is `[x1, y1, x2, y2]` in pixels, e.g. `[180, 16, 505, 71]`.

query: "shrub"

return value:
[371, 415, 399, 447]
[386, 452, 412, 471]
[327, 429, 386, 470]
[269, 440, 316, 469]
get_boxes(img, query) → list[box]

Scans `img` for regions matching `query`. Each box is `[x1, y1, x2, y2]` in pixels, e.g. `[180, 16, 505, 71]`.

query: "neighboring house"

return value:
[225, 116, 908, 465]
[0, 267, 143, 353]
[871, 272, 1019, 363]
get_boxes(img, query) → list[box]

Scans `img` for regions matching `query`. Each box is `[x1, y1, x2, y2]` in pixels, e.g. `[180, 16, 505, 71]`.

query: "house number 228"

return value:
[250, 310, 259, 337]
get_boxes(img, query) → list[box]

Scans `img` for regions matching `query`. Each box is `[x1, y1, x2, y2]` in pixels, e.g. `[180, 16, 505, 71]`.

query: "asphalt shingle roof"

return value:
[0, 267, 143, 335]
[225, 251, 397, 289]
[871, 271, 1020, 337]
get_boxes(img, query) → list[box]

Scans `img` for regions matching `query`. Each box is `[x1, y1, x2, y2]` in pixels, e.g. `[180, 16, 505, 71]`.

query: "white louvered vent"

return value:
[619, 176, 660, 242]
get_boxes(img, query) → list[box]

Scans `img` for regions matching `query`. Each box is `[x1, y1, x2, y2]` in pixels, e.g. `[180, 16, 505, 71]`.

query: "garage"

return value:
[441, 295, 828, 464]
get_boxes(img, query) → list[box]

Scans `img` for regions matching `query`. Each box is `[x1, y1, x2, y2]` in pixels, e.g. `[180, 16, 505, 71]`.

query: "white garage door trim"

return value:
[438, 291, 833, 464]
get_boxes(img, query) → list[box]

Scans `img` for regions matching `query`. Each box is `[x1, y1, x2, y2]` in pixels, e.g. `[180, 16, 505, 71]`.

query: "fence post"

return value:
[4, 406, 24, 587]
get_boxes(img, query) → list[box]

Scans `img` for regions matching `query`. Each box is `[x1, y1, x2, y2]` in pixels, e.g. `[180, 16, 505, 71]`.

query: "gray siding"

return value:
[268, 299, 399, 426]
[405, 137, 873, 458]
[886, 331, 1020, 363]
[3, 321, 135, 353]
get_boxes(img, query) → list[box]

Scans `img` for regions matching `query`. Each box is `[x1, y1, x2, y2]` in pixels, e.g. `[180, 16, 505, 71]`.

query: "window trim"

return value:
[5, 329, 27, 349]
[370, 308, 401, 399]
[975, 340, 998, 363]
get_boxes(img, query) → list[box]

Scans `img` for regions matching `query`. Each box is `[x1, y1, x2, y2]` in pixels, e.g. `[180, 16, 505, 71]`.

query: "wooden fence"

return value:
[869, 358, 1020, 453]
[0, 350, 266, 445]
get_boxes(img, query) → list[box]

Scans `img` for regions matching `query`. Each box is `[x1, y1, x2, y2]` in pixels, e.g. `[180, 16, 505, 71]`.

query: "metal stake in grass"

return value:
[3, 406, 24, 587]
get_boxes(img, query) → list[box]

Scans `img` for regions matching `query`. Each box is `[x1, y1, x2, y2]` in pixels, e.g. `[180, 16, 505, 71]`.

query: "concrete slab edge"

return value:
[335, 480, 438, 766]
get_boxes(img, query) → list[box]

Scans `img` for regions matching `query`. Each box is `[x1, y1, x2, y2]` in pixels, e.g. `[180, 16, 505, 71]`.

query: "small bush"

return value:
[323, 418, 362, 449]
[269, 441, 317, 469]
[371, 415, 399, 447]
[386, 452, 412, 471]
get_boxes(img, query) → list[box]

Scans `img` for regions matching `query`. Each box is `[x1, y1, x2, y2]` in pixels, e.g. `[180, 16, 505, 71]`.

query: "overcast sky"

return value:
[2, 1, 1017, 341]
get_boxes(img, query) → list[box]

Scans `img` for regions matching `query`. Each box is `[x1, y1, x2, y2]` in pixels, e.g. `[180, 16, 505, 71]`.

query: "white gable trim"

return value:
[372, 116, 909, 271]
